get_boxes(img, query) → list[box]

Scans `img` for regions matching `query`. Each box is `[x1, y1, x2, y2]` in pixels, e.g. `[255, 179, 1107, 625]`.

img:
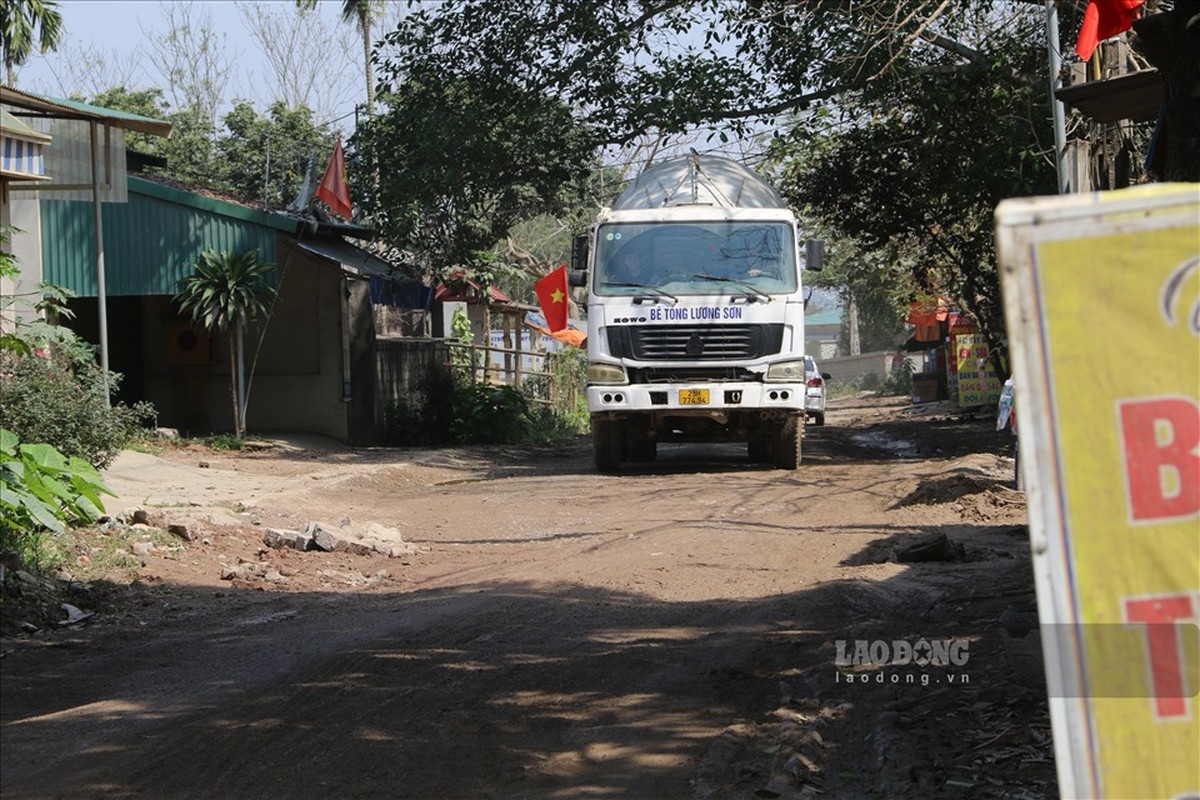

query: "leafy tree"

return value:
[174, 249, 277, 439]
[84, 86, 219, 189]
[87, 86, 170, 153]
[1, 0, 63, 85]
[86, 87, 335, 210]
[769, 11, 1058, 357]
[218, 101, 335, 209]
[356, 72, 598, 280]
[374, 1, 1129, 359]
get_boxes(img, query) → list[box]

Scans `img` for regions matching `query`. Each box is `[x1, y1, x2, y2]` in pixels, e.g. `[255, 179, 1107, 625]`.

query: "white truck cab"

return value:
[572, 154, 823, 471]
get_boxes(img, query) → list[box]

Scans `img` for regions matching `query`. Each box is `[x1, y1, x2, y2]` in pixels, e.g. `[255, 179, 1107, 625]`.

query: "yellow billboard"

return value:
[996, 184, 1200, 799]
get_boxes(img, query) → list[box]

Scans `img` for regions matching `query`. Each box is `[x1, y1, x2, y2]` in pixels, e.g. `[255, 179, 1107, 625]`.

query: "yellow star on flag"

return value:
[550, 288, 565, 304]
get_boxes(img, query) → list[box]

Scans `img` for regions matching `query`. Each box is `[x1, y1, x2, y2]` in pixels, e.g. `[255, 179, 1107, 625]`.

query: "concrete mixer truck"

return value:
[570, 153, 824, 471]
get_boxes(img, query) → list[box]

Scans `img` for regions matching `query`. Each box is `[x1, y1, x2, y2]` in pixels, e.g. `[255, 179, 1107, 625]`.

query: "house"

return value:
[804, 308, 841, 361]
[2, 88, 435, 445]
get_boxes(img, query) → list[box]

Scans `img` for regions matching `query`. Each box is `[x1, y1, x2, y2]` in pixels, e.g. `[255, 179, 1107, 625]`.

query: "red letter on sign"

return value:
[1118, 397, 1200, 522]
[1123, 593, 1197, 720]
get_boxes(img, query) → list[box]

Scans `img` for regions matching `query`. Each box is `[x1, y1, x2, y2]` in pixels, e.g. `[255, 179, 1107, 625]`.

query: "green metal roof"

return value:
[41, 176, 298, 297]
[806, 309, 843, 326]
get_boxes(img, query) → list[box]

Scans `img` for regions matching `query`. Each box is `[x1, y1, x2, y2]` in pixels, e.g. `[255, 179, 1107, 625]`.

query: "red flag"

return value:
[534, 265, 570, 333]
[316, 138, 353, 220]
[1075, 0, 1144, 61]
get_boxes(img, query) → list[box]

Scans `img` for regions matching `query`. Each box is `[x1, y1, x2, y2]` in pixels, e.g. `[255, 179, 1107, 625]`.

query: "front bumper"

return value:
[587, 381, 807, 414]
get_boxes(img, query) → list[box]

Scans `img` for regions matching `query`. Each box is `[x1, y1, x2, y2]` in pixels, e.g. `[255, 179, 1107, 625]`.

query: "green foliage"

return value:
[1, 0, 63, 82]
[207, 434, 244, 451]
[0, 226, 152, 469]
[175, 249, 277, 333]
[87, 89, 334, 210]
[451, 384, 525, 443]
[770, 11, 1057, 349]
[375, 1, 1063, 354]
[383, 351, 587, 447]
[880, 358, 916, 397]
[382, 361, 458, 447]
[175, 248, 277, 437]
[378, 0, 766, 145]
[218, 101, 336, 210]
[1, 428, 114, 568]
[356, 67, 599, 277]
[0, 340, 156, 470]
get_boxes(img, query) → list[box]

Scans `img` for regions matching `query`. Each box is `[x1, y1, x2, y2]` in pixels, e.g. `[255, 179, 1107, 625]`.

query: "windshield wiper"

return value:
[691, 274, 772, 303]
[602, 281, 679, 305]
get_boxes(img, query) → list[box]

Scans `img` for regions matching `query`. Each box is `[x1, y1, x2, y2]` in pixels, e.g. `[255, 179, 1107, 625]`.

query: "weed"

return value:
[208, 434, 244, 451]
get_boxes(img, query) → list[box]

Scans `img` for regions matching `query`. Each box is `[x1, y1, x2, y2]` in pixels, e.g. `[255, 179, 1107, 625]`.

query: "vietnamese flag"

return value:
[1075, 0, 1144, 61]
[316, 138, 353, 220]
[535, 265, 570, 332]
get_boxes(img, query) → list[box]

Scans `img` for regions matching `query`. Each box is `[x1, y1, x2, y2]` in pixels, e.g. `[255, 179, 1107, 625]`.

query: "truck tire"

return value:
[774, 416, 803, 469]
[593, 419, 624, 472]
[627, 435, 657, 463]
[812, 411, 825, 427]
[748, 438, 771, 463]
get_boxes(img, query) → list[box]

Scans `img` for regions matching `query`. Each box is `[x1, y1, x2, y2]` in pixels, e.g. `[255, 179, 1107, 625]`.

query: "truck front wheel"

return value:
[774, 416, 803, 469]
[593, 419, 624, 473]
[627, 434, 657, 463]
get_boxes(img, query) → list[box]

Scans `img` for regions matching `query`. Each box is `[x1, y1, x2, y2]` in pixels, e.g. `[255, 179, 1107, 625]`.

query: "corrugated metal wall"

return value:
[41, 180, 283, 297]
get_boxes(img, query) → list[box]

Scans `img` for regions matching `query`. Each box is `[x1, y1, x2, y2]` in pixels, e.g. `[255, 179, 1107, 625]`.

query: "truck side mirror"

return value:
[805, 238, 825, 272]
[570, 234, 590, 286]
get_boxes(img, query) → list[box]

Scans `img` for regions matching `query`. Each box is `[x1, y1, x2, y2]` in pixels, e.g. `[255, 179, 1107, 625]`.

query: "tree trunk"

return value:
[236, 323, 248, 436]
[362, 17, 375, 119]
[228, 331, 241, 438]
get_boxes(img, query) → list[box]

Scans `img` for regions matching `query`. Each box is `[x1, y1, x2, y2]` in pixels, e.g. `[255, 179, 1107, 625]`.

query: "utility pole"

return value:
[1046, 0, 1070, 194]
[848, 297, 861, 356]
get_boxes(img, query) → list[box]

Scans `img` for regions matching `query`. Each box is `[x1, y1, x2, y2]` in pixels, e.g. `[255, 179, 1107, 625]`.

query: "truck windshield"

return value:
[595, 222, 798, 297]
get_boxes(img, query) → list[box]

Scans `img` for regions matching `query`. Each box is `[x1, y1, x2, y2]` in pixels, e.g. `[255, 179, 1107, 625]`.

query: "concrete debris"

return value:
[263, 528, 314, 552]
[219, 561, 291, 584]
[58, 603, 94, 626]
[168, 522, 197, 542]
[306, 521, 342, 552]
[277, 521, 419, 559]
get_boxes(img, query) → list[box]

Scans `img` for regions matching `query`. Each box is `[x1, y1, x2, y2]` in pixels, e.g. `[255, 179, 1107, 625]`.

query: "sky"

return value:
[16, 0, 368, 132]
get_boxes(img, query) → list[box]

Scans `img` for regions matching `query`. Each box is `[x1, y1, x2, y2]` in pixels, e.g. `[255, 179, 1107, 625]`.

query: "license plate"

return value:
[679, 389, 710, 405]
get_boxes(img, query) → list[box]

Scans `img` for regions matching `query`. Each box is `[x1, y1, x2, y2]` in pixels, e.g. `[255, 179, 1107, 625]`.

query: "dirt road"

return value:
[0, 395, 1056, 799]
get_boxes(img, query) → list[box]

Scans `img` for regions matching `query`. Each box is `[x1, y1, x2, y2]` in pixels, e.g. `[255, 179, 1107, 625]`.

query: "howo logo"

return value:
[1162, 256, 1200, 335]
[686, 332, 703, 356]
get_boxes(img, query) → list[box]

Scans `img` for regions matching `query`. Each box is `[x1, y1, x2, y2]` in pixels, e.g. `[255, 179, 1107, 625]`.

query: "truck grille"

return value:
[608, 324, 783, 361]
[628, 366, 759, 383]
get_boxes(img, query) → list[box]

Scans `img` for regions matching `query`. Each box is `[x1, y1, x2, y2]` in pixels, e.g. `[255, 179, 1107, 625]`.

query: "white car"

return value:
[804, 355, 830, 426]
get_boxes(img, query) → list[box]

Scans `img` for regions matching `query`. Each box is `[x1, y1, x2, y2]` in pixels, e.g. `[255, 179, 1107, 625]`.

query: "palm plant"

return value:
[174, 249, 276, 438]
[1, 0, 64, 85]
[295, 0, 380, 118]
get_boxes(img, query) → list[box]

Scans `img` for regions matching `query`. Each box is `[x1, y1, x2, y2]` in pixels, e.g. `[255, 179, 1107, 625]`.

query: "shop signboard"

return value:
[995, 184, 1199, 799]
[952, 330, 1003, 407]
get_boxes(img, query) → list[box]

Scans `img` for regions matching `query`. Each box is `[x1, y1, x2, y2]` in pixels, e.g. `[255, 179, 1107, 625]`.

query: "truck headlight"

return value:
[765, 360, 806, 382]
[587, 363, 627, 384]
